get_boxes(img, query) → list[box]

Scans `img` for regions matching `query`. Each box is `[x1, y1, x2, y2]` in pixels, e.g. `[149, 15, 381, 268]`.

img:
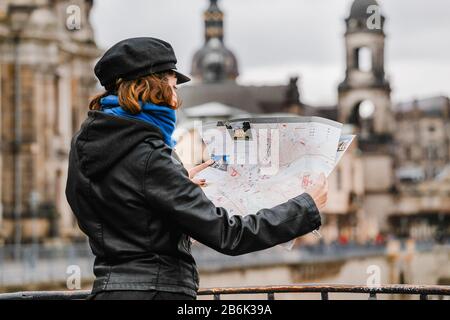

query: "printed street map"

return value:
[196, 117, 355, 249]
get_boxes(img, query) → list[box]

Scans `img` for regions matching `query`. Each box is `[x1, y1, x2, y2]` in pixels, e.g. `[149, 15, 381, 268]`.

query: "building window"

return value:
[354, 47, 372, 72]
[427, 145, 438, 161]
[358, 100, 375, 119]
[348, 100, 375, 139]
[405, 146, 411, 161]
[72, 108, 78, 134]
[336, 167, 342, 191]
[53, 74, 60, 135]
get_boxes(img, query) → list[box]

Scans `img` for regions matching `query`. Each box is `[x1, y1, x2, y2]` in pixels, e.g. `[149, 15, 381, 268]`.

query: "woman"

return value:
[65, 37, 327, 300]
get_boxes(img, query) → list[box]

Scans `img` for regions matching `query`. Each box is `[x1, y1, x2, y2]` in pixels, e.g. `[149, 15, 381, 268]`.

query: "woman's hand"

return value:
[188, 159, 215, 186]
[305, 173, 328, 211]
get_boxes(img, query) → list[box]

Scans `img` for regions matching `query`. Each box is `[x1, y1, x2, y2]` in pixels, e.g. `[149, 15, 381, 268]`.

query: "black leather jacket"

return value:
[65, 110, 322, 298]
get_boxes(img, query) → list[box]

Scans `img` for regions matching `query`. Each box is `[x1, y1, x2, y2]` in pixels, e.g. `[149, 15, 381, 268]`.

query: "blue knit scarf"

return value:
[100, 95, 176, 148]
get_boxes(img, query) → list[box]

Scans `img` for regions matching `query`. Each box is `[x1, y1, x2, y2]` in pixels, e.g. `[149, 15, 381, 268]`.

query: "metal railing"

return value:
[198, 284, 450, 300]
[0, 284, 449, 300]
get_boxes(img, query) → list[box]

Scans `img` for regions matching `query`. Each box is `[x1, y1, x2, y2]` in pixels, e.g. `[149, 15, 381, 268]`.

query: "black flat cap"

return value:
[94, 37, 191, 90]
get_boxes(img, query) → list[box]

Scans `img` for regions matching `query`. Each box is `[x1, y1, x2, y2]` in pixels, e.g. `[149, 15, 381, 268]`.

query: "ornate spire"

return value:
[204, 0, 224, 42]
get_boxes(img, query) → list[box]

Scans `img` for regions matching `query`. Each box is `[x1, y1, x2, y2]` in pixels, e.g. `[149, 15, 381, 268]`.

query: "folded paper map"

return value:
[196, 116, 355, 249]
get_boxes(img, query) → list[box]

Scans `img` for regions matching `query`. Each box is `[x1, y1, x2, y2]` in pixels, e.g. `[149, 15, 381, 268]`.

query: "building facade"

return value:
[177, 0, 450, 245]
[0, 0, 448, 246]
[0, 0, 100, 243]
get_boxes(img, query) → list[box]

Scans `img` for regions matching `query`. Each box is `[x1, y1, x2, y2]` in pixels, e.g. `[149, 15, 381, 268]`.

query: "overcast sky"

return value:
[90, 0, 450, 106]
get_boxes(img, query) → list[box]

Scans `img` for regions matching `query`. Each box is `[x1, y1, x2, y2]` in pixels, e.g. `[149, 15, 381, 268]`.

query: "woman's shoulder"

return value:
[139, 137, 173, 163]
[142, 137, 165, 150]
[140, 138, 188, 175]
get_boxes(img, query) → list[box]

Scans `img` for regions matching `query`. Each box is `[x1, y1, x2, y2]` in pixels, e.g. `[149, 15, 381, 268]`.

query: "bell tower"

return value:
[338, 0, 393, 140]
[338, 0, 396, 243]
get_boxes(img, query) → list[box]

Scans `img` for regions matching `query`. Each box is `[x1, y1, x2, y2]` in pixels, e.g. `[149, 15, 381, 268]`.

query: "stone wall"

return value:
[0, 0, 101, 242]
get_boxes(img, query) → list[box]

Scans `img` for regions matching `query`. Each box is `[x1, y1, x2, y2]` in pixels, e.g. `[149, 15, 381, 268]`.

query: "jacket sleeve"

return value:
[143, 142, 322, 256]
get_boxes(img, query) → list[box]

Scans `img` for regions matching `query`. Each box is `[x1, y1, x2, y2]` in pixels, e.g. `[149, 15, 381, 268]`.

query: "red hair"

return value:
[89, 70, 181, 113]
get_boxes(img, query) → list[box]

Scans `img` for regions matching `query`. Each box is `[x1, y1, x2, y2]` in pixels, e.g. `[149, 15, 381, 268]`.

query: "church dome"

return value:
[346, 0, 384, 33]
[191, 37, 239, 83]
[349, 0, 379, 19]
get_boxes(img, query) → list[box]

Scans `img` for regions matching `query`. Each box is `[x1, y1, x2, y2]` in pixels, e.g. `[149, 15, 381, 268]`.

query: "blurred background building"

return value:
[0, 0, 448, 296]
[176, 0, 450, 247]
[0, 0, 100, 247]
